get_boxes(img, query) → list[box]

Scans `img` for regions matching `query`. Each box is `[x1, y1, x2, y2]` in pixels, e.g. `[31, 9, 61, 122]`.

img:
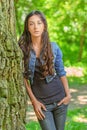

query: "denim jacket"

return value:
[23, 42, 66, 85]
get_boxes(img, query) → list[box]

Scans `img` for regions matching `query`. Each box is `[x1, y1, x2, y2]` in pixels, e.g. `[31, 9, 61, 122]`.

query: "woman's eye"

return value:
[38, 22, 42, 24]
[29, 23, 33, 25]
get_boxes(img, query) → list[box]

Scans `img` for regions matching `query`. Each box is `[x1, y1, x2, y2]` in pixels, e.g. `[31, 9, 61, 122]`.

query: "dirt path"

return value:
[26, 85, 87, 122]
[69, 85, 87, 109]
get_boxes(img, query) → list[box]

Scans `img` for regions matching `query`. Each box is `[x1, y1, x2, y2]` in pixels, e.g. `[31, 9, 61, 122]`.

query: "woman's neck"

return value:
[31, 36, 42, 58]
[31, 36, 41, 46]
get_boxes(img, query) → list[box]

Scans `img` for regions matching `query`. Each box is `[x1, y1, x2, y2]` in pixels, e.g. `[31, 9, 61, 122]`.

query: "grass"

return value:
[26, 121, 41, 130]
[68, 75, 87, 88]
[65, 106, 87, 130]
[25, 106, 87, 130]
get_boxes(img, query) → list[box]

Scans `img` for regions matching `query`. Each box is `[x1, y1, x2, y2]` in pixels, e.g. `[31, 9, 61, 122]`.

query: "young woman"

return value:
[18, 10, 71, 130]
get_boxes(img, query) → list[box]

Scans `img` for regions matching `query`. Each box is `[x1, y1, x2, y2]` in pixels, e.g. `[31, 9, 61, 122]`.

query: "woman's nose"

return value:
[34, 23, 38, 29]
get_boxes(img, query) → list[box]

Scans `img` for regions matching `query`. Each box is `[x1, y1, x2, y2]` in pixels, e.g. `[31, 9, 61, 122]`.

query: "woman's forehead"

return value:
[28, 15, 42, 22]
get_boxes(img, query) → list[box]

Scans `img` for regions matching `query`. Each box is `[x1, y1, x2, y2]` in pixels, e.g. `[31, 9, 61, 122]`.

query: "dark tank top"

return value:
[31, 58, 66, 105]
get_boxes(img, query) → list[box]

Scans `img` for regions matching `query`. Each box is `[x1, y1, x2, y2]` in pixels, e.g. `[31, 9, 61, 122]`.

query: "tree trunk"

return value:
[0, 0, 26, 130]
[78, 23, 87, 61]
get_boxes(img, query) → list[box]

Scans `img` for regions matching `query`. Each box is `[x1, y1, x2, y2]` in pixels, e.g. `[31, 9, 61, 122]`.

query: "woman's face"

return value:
[28, 15, 45, 38]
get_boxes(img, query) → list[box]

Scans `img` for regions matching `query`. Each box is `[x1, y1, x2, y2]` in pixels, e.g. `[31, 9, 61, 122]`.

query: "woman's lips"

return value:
[34, 31, 39, 33]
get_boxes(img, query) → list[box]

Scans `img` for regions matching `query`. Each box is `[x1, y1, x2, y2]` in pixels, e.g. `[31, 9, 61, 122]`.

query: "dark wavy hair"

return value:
[18, 10, 54, 78]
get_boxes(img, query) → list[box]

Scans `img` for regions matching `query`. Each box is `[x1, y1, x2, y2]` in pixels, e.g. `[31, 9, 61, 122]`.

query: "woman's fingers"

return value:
[34, 102, 46, 120]
[58, 96, 71, 106]
[36, 108, 45, 120]
[41, 103, 47, 111]
[58, 99, 64, 106]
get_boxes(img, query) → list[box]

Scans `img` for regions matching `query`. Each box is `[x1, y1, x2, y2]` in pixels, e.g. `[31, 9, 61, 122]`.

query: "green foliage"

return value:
[15, 0, 87, 66]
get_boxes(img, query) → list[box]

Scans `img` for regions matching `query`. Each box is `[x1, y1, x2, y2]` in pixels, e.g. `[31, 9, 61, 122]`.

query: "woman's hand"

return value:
[58, 95, 71, 106]
[32, 100, 47, 120]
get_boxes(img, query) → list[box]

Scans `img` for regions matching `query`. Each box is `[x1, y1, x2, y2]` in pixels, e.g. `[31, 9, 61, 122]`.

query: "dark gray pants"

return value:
[39, 102, 68, 130]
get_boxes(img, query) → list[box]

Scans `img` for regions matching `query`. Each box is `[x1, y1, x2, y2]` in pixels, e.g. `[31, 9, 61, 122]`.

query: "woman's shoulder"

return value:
[50, 42, 63, 56]
[50, 42, 60, 49]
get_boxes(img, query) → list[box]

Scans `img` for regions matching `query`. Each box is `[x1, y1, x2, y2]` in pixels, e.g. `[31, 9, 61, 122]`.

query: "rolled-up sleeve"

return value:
[55, 46, 66, 77]
[23, 70, 29, 79]
[23, 69, 32, 80]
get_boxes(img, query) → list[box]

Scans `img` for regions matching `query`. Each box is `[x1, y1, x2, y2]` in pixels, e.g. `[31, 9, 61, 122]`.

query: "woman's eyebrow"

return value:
[29, 21, 34, 23]
[29, 20, 42, 23]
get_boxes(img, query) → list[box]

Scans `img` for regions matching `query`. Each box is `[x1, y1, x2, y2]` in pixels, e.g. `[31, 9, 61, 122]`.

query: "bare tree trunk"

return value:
[0, 0, 26, 130]
[78, 23, 87, 61]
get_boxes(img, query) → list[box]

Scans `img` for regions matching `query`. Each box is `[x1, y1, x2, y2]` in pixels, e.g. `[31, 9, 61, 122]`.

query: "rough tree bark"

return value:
[0, 0, 26, 130]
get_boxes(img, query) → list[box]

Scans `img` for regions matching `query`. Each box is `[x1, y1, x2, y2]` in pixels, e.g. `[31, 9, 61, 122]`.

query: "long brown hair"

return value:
[18, 10, 54, 77]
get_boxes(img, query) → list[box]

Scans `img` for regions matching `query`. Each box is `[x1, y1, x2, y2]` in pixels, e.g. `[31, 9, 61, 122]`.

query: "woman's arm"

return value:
[54, 44, 71, 105]
[24, 78, 46, 120]
[54, 44, 66, 77]
[24, 78, 37, 103]
[58, 76, 71, 105]
[60, 76, 71, 97]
